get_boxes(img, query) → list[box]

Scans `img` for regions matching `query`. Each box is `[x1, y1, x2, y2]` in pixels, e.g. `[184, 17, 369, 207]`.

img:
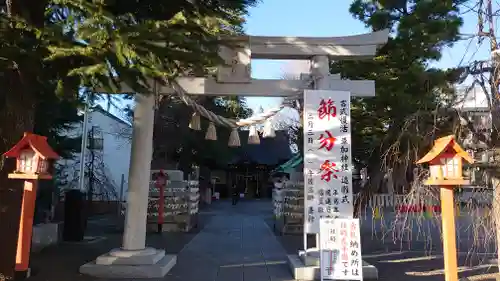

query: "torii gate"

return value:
[80, 29, 390, 278]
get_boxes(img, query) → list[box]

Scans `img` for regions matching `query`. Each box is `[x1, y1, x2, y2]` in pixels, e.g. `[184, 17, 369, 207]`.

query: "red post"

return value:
[156, 170, 167, 233]
[158, 170, 165, 225]
[15, 180, 38, 276]
[2, 132, 59, 279]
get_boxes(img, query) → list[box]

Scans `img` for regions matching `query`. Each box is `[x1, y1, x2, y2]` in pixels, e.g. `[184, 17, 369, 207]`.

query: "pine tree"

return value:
[0, 0, 260, 178]
[0, 0, 258, 159]
[327, 1, 467, 212]
[0, 1, 257, 277]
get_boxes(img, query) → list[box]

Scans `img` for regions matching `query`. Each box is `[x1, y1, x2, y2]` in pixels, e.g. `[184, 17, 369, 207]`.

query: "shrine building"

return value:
[208, 130, 293, 199]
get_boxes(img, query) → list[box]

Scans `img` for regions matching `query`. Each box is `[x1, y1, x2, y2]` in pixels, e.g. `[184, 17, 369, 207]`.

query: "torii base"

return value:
[287, 251, 378, 280]
[79, 248, 176, 278]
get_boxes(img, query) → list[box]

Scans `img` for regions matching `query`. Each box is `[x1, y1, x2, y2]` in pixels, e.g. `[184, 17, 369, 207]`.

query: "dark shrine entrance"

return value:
[198, 130, 292, 199]
[222, 130, 293, 199]
[228, 162, 268, 198]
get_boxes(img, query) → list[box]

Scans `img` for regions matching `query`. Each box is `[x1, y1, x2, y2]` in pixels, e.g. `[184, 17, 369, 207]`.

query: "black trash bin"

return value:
[62, 189, 87, 241]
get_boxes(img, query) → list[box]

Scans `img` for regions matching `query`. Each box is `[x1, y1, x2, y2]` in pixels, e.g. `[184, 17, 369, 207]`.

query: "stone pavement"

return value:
[164, 200, 294, 281]
[28, 200, 500, 281]
[29, 200, 296, 281]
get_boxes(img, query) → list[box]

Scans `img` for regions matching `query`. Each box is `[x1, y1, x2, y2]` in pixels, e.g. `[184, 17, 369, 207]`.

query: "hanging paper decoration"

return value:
[205, 122, 217, 140]
[262, 118, 276, 138]
[228, 128, 241, 147]
[248, 126, 260, 145]
[171, 74, 313, 147]
[189, 112, 201, 131]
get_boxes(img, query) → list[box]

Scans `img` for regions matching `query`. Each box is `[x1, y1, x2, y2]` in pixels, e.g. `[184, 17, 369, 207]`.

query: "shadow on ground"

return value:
[265, 214, 500, 281]
[28, 212, 213, 281]
[25, 201, 500, 281]
[366, 252, 499, 281]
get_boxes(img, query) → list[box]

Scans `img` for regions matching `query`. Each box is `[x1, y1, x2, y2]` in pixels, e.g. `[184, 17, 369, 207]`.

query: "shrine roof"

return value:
[270, 154, 303, 174]
[3, 132, 59, 159]
[228, 130, 293, 166]
[416, 135, 473, 164]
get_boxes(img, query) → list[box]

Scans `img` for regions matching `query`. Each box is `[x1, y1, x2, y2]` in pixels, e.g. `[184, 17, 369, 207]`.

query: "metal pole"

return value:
[87, 126, 95, 215]
[78, 96, 89, 191]
[303, 232, 308, 253]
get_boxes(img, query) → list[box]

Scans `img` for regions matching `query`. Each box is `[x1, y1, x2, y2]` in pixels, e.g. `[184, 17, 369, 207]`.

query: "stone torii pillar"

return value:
[80, 29, 389, 279]
[121, 94, 156, 251]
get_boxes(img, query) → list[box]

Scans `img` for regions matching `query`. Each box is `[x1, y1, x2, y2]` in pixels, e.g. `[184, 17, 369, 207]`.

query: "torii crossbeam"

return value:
[96, 29, 389, 97]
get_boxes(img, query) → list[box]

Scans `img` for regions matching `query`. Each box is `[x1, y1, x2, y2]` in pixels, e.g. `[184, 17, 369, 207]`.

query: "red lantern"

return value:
[3, 132, 59, 179]
[2, 132, 59, 277]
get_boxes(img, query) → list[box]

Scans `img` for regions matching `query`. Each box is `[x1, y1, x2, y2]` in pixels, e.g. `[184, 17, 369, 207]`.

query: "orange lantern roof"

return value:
[416, 135, 473, 164]
[3, 132, 59, 160]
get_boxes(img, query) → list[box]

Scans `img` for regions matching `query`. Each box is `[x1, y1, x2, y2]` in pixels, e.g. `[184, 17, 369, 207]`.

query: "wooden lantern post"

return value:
[416, 135, 473, 281]
[2, 132, 59, 279]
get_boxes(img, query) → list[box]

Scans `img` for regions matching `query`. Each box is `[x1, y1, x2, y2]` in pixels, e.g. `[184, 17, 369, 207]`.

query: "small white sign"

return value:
[319, 218, 363, 280]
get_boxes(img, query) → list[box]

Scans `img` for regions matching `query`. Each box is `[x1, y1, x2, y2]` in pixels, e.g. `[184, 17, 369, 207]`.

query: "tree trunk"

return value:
[0, 0, 49, 279]
[489, 109, 500, 269]
[487, 46, 500, 267]
[0, 46, 37, 279]
[0, 11, 38, 280]
[491, 177, 500, 268]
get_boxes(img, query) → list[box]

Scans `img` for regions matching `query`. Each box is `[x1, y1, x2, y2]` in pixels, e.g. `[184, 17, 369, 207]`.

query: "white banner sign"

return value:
[319, 218, 363, 281]
[303, 90, 353, 233]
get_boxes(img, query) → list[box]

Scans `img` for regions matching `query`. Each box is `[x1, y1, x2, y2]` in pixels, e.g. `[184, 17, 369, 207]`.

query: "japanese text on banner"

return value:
[303, 90, 354, 234]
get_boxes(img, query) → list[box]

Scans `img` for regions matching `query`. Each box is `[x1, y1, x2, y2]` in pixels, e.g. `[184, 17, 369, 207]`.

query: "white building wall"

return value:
[58, 107, 132, 201]
[454, 86, 492, 143]
[454, 86, 490, 111]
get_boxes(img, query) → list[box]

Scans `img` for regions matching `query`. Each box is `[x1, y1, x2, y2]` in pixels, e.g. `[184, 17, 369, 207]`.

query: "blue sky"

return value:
[243, 0, 490, 112]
